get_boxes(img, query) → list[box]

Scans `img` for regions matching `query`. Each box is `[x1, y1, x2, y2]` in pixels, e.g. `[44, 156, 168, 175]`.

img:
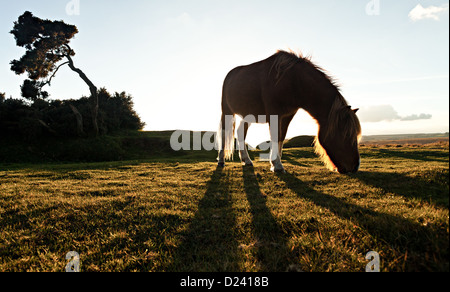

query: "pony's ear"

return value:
[353, 108, 360, 114]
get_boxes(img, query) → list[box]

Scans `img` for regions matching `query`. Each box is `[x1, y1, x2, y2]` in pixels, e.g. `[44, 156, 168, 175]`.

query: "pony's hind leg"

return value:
[217, 114, 226, 167]
[237, 119, 253, 166]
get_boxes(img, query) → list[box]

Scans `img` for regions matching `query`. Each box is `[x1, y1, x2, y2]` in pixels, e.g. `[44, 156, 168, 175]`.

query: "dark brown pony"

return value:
[217, 50, 362, 174]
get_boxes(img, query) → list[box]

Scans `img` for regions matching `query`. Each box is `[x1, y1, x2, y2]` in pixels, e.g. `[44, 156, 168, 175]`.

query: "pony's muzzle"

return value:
[338, 158, 361, 174]
[349, 158, 361, 174]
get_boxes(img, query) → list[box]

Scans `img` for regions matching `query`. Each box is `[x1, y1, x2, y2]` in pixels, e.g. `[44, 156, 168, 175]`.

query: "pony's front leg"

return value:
[269, 117, 286, 173]
[270, 142, 285, 173]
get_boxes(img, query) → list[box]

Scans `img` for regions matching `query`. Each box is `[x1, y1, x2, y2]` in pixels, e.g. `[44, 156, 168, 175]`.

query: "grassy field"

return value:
[0, 143, 448, 272]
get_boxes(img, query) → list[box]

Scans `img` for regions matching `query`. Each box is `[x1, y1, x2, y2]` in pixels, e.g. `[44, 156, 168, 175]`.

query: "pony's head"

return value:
[314, 97, 362, 174]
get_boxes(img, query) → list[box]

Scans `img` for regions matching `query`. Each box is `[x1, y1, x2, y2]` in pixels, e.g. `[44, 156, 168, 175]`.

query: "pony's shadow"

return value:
[354, 170, 449, 208]
[276, 171, 447, 269]
[283, 154, 309, 167]
[169, 166, 240, 272]
[242, 166, 294, 271]
[170, 165, 296, 272]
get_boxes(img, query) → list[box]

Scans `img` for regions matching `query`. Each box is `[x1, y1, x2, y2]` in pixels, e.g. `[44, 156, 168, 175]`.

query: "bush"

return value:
[98, 89, 145, 134]
[0, 98, 33, 138]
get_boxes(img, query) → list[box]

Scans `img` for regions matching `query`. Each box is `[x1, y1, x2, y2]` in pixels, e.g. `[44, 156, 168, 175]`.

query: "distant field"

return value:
[362, 133, 449, 141]
[0, 143, 448, 272]
[360, 133, 449, 146]
[361, 138, 449, 146]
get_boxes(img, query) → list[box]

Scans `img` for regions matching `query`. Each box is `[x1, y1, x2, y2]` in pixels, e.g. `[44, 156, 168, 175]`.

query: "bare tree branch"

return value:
[40, 61, 69, 88]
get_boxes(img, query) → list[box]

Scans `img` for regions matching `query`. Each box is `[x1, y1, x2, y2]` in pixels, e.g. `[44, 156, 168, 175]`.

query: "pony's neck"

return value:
[294, 61, 343, 126]
[302, 90, 341, 127]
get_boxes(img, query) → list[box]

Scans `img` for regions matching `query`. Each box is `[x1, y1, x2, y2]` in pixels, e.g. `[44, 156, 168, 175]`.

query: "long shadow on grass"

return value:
[242, 166, 295, 271]
[277, 172, 449, 271]
[354, 170, 449, 209]
[283, 153, 309, 167]
[169, 166, 240, 272]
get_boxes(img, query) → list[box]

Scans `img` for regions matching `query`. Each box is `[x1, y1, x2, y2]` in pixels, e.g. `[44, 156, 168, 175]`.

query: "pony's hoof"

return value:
[271, 167, 286, 174]
[242, 161, 254, 167]
[218, 162, 225, 168]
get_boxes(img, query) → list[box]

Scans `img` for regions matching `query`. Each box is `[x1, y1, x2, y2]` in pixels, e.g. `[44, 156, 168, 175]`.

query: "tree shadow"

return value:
[168, 166, 240, 272]
[242, 166, 295, 271]
[276, 171, 449, 271]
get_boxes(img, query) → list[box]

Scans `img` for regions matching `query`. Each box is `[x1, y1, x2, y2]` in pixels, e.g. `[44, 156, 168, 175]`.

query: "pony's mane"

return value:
[271, 50, 340, 89]
[327, 94, 362, 141]
[314, 136, 337, 171]
[314, 95, 362, 171]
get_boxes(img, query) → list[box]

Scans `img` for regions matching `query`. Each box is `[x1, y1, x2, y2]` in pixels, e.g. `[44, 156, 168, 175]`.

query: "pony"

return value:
[217, 50, 362, 174]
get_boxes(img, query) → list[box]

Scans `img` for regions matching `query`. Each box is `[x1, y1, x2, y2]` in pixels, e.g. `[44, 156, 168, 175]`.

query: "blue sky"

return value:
[0, 0, 448, 145]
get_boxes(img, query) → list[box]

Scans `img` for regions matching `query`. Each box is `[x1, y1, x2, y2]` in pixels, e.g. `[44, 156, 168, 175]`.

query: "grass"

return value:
[0, 143, 448, 272]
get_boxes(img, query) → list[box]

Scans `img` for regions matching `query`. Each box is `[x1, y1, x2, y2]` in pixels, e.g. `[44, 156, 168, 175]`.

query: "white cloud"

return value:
[408, 4, 449, 21]
[400, 113, 433, 121]
[359, 105, 433, 123]
[359, 105, 400, 122]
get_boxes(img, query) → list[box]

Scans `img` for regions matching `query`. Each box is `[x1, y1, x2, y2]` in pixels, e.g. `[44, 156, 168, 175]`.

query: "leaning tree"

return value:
[10, 11, 99, 136]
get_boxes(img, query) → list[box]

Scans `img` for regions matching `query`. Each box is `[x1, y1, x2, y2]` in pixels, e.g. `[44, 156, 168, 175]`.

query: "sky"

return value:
[0, 0, 449, 146]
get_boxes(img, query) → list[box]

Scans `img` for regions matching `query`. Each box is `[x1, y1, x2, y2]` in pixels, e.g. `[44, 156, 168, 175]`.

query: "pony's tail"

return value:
[217, 114, 236, 161]
[224, 115, 236, 160]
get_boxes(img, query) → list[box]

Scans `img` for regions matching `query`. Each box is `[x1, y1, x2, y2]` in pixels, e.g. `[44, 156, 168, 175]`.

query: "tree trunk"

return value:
[69, 104, 84, 136]
[65, 53, 99, 136]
